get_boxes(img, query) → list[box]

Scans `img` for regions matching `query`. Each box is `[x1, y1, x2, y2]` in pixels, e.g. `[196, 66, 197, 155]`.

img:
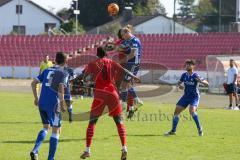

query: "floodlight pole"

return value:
[173, 0, 176, 34]
[73, 0, 80, 35]
[218, 0, 222, 32]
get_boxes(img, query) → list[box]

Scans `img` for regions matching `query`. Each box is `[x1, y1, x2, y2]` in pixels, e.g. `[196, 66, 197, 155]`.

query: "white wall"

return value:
[0, 0, 60, 35]
[135, 16, 196, 34]
[0, 66, 39, 78]
[0, 66, 207, 84]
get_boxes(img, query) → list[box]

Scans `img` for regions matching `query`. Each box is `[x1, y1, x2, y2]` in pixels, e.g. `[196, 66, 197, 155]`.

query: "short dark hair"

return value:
[97, 47, 106, 58]
[230, 59, 234, 62]
[117, 29, 123, 39]
[185, 59, 196, 65]
[55, 52, 67, 65]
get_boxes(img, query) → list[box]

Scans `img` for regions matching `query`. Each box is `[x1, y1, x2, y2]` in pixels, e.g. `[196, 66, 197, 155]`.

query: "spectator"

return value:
[37, 55, 53, 94]
[226, 59, 239, 110]
[39, 55, 53, 74]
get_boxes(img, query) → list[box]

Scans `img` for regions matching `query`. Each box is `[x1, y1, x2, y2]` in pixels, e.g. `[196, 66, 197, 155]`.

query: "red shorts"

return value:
[91, 85, 122, 117]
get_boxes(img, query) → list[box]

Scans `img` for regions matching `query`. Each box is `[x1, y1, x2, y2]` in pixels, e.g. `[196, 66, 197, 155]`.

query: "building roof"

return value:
[0, 0, 11, 6]
[0, 0, 63, 22]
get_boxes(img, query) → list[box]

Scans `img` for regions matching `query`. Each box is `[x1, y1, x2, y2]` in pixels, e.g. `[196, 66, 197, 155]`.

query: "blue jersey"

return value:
[180, 72, 204, 97]
[37, 66, 69, 111]
[64, 67, 76, 100]
[122, 36, 142, 65]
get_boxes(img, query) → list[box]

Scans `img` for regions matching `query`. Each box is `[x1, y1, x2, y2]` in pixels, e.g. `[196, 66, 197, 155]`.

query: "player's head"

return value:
[55, 52, 67, 66]
[44, 55, 49, 62]
[97, 47, 106, 58]
[230, 59, 235, 67]
[121, 25, 132, 40]
[185, 59, 195, 71]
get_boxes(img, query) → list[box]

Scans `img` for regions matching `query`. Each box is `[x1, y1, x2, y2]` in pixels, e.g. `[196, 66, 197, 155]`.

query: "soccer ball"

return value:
[107, 3, 119, 16]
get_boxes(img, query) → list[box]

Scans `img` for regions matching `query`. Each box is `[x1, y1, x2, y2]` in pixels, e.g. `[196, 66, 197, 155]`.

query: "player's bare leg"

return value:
[80, 117, 99, 159]
[233, 93, 239, 110]
[165, 105, 185, 136]
[113, 115, 127, 160]
[228, 93, 233, 109]
[189, 106, 203, 136]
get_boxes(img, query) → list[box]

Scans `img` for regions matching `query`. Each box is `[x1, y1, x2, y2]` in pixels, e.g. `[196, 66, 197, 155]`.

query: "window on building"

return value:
[13, 25, 26, 35]
[16, 5, 22, 14]
[44, 23, 56, 32]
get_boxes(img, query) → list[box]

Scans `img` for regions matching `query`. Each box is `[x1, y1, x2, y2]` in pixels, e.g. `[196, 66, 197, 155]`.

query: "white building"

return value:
[0, 0, 62, 35]
[134, 15, 196, 34]
[88, 14, 196, 34]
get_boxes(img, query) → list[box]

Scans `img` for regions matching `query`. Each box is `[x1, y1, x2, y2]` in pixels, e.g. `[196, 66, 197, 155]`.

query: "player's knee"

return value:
[113, 115, 123, 125]
[89, 117, 98, 124]
[189, 107, 196, 115]
[43, 124, 50, 130]
[52, 127, 61, 134]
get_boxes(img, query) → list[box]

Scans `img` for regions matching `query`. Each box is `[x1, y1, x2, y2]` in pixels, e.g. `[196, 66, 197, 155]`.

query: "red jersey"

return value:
[84, 57, 124, 89]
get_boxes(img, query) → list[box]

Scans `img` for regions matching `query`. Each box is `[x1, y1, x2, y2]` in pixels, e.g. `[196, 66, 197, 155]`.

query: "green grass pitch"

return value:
[0, 91, 240, 160]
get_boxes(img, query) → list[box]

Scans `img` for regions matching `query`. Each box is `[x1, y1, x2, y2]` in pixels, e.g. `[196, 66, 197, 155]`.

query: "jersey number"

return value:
[45, 71, 54, 87]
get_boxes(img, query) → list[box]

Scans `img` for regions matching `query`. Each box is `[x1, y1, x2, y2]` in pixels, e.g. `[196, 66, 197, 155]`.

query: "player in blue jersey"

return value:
[165, 60, 209, 136]
[30, 52, 69, 160]
[120, 26, 143, 118]
[64, 67, 76, 123]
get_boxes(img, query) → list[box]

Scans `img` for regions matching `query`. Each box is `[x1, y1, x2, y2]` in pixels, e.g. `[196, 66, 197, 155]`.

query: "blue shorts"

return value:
[177, 95, 200, 108]
[64, 94, 72, 101]
[39, 108, 62, 127]
[124, 63, 139, 82]
[227, 83, 237, 94]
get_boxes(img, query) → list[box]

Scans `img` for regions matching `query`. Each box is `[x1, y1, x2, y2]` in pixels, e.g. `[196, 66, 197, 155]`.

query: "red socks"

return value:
[86, 123, 95, 147]
[117, 123, 127, 146]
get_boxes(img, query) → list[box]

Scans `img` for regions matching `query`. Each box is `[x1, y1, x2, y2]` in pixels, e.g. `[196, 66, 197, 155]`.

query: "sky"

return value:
[31, 0, 180, 17]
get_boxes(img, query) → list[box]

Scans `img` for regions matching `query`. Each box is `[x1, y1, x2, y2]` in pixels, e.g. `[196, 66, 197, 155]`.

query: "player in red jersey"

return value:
[80, 47, 140, 160]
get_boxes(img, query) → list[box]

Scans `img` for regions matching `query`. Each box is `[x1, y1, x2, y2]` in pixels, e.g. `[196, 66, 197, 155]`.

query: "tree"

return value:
[57, 8, 72, 21]
[60, 19, 85, 34]
[133, 0, 166, 16]
[197, 0, 235, 32]
[194, 0, 216, 21]
[178, 0, 195, 19]
[69, 0, 166, 28]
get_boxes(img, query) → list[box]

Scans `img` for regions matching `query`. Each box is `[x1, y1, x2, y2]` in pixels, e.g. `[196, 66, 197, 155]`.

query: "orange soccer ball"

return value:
[107, 3, 119, 16]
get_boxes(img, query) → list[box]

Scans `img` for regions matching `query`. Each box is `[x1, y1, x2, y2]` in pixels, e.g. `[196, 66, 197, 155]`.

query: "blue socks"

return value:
[192, 112, 201, 130]
[48, 133, 59, 160]
[171, 115, 179, 132]
[32, 128, 48, 154]
[120, 90, 128, 102]
[128, 87, 137, 98]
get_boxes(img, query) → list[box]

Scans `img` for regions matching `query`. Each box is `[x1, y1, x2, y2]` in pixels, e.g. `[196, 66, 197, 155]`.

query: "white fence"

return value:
[0, 66, 207, 85]
[0, 66, 39, 79]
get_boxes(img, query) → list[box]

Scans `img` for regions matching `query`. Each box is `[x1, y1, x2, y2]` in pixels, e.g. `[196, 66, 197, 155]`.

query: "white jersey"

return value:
[227, 67, 238, 84]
